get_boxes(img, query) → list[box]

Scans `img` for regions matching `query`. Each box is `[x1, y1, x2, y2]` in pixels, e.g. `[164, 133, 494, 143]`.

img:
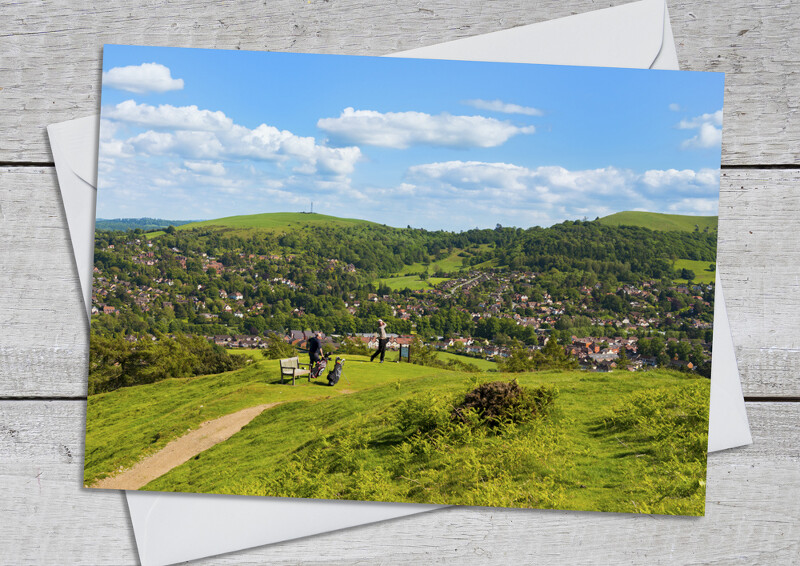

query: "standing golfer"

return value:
[308, 331, 324, 365]
[370, 319, 388, 363]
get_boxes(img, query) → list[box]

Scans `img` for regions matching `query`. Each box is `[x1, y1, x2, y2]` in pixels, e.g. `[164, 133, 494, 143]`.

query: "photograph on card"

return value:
[86, 45, 723, 516]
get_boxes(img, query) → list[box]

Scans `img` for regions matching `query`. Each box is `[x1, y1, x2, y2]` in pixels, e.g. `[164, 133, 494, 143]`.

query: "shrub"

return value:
[499, 337, 578, 373]
[336, 336, 371, 356]
[395, 393, 451, 436]
[262, 333, 297, 360]
[451, 380, 558, 427]
[88, 333, 247, 394]
[408, 337, 480, 373]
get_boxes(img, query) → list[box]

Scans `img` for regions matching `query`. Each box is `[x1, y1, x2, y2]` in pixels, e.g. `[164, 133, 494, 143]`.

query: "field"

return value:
[374, 275, 450, 291]
[599, 211, 718, 233]
[85, 357, 709, 515]
[435, 350, 498, 371]
[673, 259, 716, 284]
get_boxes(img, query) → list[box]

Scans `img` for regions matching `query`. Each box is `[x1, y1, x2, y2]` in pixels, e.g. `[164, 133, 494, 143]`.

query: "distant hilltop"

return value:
[97, 210, 718, 234]
[597, 211, 718, 233]
[177, 212, 379, 232]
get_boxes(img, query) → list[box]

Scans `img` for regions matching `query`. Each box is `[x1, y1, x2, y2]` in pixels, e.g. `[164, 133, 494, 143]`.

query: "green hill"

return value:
[598, 211, 717, 233]
[177, 212, 379, 233]
[85, 355, 708, 515]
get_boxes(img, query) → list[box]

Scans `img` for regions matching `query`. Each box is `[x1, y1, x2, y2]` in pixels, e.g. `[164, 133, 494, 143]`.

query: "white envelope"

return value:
[48, 1, 750, 564]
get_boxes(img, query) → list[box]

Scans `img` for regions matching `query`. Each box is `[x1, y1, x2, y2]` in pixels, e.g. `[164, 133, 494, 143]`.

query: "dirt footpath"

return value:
[92, 403, 281, 490]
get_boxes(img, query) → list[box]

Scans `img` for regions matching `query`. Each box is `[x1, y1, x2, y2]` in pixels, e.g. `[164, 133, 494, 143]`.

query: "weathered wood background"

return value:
[1, 1, 798, 563]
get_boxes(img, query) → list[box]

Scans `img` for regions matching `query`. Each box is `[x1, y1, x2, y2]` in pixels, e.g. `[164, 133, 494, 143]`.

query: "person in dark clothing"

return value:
[370, 319, 388, 363]
[308, 332, 324, 365]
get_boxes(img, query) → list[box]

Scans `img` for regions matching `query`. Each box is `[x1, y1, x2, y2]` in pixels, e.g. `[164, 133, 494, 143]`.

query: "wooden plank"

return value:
[0, 0, 798, 165]
[2, 167, 798, 397]
[0, 400, 797, 564]
[718, 169, 800, 396]
[0, 167, 88, 397]
[0, 401, 137, 563]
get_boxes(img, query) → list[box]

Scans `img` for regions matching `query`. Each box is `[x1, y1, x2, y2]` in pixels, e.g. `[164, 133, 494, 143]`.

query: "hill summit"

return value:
[178, 211, 379, 233]
[598, 211, 717, 232]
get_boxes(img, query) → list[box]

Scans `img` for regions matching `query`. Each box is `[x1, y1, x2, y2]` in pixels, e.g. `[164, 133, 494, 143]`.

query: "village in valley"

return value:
[90, 223, 715, 376]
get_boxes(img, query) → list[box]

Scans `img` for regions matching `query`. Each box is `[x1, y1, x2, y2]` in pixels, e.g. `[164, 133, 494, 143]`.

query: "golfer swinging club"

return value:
[371, 318, 388, 363]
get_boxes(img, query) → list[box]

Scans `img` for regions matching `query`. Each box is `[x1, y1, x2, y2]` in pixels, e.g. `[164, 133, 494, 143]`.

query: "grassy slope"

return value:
[86, 359, 708, 514]
[375, 275, 449, 291]
[599, 211, 718, 233]
[176, 212, 377, 233]
[83, 355, 435, 484]
[146, 367, 706, 513]
[673, 258, 716, 285]
[435, 350, 498, 371]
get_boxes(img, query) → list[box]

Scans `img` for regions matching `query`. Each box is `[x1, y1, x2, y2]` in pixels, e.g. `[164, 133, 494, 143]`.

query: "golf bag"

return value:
[327, 357, 345, 386]
[310, 355, 329, 379]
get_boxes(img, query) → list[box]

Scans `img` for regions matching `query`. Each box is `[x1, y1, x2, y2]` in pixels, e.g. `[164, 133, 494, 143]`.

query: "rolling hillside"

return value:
[176, 212, 380, 233]
[84, 356, 709, 515]
[598, 211, 717, 233]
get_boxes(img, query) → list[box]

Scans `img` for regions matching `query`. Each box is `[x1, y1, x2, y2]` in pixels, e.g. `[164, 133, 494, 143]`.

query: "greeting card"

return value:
[87, 45, 723, 516]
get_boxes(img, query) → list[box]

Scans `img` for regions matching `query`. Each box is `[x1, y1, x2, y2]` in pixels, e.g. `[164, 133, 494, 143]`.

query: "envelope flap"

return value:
[50, 115, 99, 186]
[392, 0, 666, 70]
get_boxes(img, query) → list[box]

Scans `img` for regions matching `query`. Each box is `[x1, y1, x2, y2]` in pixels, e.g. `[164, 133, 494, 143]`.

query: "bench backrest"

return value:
[279, 357, 300, 371]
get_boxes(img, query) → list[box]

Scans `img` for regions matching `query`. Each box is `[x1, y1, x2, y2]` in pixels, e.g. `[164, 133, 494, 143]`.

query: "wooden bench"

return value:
[279, 356, 310, 385]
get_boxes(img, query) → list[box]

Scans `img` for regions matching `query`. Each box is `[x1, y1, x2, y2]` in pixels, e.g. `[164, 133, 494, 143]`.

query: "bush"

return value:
[88, 333, 247, 394]
[262, 333, 297, 360]
[451, 380, 558, 427]
[498, 337, 578, 373]
[395, 393, 451, 436]
[336, 336, 371, 356]
[409, 337, 480, 373]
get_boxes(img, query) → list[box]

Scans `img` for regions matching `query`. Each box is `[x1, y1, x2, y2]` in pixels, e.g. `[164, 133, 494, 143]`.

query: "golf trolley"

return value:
[310, 355, 346, 386]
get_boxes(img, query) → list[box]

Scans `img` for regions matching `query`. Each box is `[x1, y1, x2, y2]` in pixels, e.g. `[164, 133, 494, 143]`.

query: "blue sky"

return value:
[97, 45, 725, 230]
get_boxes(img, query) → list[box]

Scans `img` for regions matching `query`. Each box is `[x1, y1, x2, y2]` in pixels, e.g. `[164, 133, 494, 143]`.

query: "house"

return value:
[213, 335, 232, 346]
[288, 330, 306, 342]
[670, 359, 695, 371]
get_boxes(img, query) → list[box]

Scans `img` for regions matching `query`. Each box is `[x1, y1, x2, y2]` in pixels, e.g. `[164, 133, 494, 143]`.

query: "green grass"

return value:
[435, 350, 498, 371]
[375, 275, 450, 291]
[390, 248, 484, 278]
[85, 360, 709, 515]
[83, 356, 432, 485]
[599, 211, 717, 233]
[673, 259, 716, 285]
[176, 212, 378, 235]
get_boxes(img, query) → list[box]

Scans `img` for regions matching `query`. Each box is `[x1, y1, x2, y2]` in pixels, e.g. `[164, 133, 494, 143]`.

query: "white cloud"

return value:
[668, 198, 719, 214]
[642, 168, 720, 190]
[681, 122, 723, 149]
[678, 110, 723, 129]
[395, 160, 720, 226]
[407, 161, 634, 198]
[462, 99, 543, 116]
[184, 161, 226, 176]
[316, 107, 534, 149]
[102, 63, 184, 94]
[103, 100, 362, 177]
[104, 100, 233, 131]
[668, 103, 681, 112]
[677, 109, 723, 149]
[408, 161, 533, 192]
